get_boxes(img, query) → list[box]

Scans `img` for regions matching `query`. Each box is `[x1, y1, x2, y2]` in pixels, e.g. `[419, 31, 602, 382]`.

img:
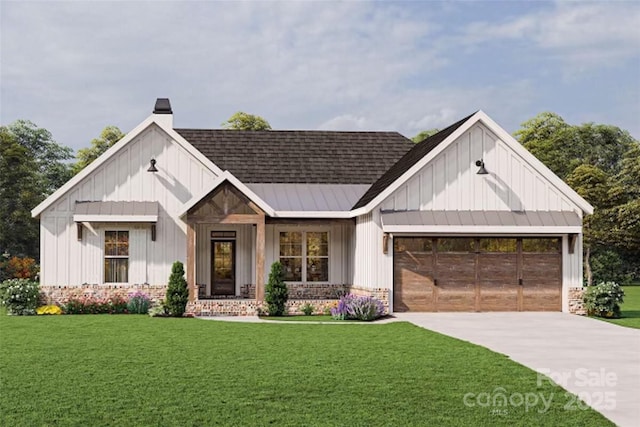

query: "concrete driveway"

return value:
[395, 312, 640, 427]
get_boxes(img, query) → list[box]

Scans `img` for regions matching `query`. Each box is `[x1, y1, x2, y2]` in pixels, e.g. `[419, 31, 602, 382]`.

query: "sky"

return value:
[1, 1, 639, 152]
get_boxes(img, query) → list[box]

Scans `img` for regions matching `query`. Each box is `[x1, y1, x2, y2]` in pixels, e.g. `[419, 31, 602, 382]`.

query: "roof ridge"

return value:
[174, 128, 405, 135]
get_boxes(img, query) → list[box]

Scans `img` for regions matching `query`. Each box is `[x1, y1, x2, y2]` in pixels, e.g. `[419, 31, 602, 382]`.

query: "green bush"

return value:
[300, 302, 314, 316]
[166, 261, 189, 317]
[0, 278, 40, 315]
[584, 281, 625, 318]
[265, 262, 288, 316]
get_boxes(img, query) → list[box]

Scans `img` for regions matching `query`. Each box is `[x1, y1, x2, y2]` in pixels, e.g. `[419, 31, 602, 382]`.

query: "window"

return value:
[394, 237, 433, 253]
[279, 231, 329, 282]
[522, 238, 561, 253]
[437, 238, 476, 253]
[105, 231, 129, 283]
[479, 238, 517, 253]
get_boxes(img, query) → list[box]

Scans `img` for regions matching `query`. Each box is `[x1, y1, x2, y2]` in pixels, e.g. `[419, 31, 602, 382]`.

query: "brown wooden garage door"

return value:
[393, 237, 562, 312]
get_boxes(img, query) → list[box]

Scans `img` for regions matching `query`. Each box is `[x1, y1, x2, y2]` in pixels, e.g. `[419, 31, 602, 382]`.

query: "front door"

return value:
[211, 240, 235, 296]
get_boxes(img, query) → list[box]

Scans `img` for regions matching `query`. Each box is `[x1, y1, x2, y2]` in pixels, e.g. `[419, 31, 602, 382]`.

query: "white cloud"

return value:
[408, 108, 458, 132]
[461, 2, 640, 67]
[0, 1, 638, 150]
[318, 114, 371, 131]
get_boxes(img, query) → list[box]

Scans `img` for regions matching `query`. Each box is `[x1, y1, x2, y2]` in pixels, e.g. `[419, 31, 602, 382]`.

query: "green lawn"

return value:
[260, 314, 340, 322]
[259, 315, 388, 322]
[598, 285, 640, 329]
[0, 315, 611, 426]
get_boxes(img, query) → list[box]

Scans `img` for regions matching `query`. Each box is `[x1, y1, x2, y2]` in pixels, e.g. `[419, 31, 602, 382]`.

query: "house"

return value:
[32, 99, 593, 315]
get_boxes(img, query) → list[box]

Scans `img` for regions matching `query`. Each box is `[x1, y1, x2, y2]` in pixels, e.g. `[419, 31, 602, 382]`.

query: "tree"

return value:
[611, 144, 640, 202]
[515, 112, 635, 180]
[411, 128, 440, 143]
[0, 128, 42, 257]
[73, 126, 124, 174]
[165, 261, 189, 317]
[566, 164, 614, 285]
[516, 112, 640, 285]
[265, 261, 288, 316]
[221, 112, 271, 130]
[5, 120, 73, 195]
[515, 112, 579, 180]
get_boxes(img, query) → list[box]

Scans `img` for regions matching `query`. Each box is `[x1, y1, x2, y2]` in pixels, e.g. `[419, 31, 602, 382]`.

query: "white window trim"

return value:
[277, 227, 330, 284]
[104, 229, 130, 284]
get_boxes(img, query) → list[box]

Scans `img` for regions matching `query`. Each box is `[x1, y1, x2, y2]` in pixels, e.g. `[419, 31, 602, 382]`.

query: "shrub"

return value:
[584, 281, 625, 318]
[148, 302, 169, 317]
[127, 291, 151, 314]
[3, 256, 39, 280]
[324, 300, 337, 316]
[0, 278, 40, 315]
[166, 261, 189, 317]
[108, 295, 128, 314]
[36, 305, 62, 315]
[265, 262, 288, 316]
[331, 294, 385, 321]
[61, 295, 128, 314]
[300, 302, 314, 316]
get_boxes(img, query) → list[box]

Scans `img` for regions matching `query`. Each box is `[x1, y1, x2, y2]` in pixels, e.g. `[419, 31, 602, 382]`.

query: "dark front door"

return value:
[211, 240, 235, 296]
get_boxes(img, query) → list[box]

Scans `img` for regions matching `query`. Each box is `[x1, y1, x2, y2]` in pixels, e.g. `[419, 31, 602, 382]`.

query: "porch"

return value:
[180, 178, 376, 316]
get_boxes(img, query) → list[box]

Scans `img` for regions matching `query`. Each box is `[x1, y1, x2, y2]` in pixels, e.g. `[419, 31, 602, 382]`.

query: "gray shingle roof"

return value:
[175, 129, 414, 185]
[352, 113, 475, 209]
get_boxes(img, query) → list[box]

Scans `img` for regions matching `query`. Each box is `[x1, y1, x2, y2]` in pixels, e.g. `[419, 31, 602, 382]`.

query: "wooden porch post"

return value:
[256, 214, 266, 302]
[187, 221, 196, 302]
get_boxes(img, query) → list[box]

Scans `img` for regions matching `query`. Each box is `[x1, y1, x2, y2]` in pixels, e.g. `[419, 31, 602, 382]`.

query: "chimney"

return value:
[152, 98, 173, 128]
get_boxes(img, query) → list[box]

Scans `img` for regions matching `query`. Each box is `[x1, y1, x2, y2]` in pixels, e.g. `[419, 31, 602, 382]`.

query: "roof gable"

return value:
[351, 111, 593, 215]
[352, 113, 475, 209]
[31, 115, 222, 218]
[175, 129, 413, 184]
[178, 171, 275, 218]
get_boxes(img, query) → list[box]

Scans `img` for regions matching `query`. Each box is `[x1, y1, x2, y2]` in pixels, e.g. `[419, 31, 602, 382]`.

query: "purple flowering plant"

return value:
[331, 294, 385, 321]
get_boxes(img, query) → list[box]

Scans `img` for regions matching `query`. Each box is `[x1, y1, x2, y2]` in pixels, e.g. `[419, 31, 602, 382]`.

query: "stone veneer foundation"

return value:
[39, 282, 394, 316]
[568, 287, 586, 315]
[40, 284, 167, 304]
[190, 284, 391, 316]
[41, 284, 581, 316]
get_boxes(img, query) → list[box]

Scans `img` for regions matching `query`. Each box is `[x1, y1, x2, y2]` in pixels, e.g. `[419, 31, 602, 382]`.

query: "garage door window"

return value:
[437, 238, 475, 252]
[394, 237, 432, 252]
[522, 238, 561, 253]
[479, 238, 517, 252]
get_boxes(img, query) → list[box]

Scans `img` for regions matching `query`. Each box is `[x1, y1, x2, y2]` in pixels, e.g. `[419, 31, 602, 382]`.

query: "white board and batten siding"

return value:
[381, 123, 581, 214]
[354, 123, 585, 312]
[40, 125, 217, 286]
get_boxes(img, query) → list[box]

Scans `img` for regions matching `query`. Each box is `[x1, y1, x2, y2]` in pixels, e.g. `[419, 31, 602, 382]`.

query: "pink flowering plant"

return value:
[62, 295, 128, 315]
